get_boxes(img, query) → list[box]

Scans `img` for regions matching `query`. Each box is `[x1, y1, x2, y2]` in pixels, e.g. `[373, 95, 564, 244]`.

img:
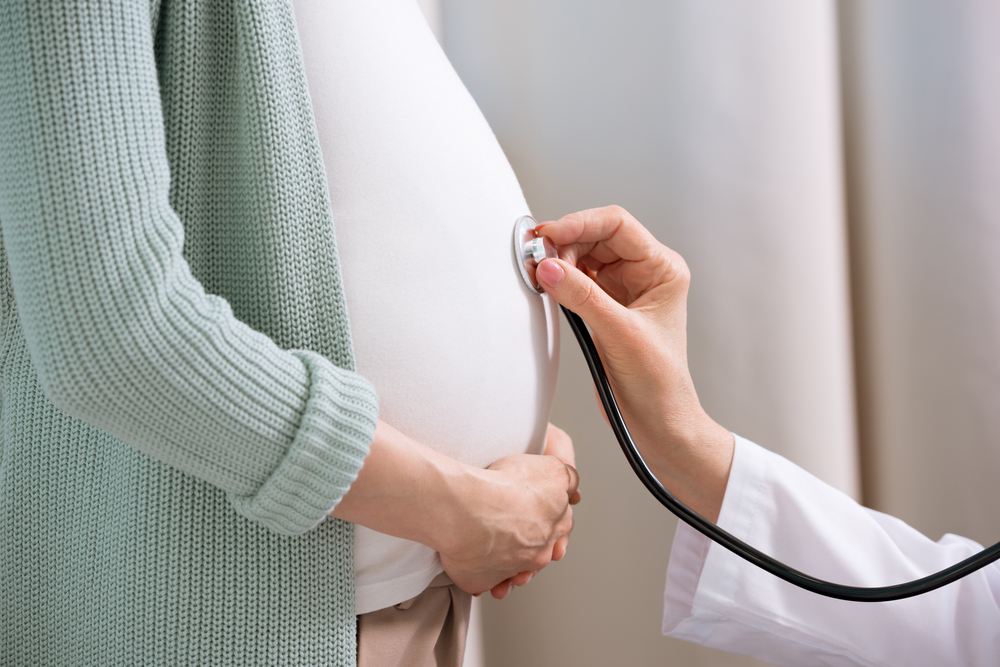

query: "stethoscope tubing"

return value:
[562, 304, 1000, 602]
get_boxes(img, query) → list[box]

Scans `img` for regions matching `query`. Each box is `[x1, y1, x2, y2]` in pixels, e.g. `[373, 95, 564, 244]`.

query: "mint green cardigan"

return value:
[0, 1, 381, 664]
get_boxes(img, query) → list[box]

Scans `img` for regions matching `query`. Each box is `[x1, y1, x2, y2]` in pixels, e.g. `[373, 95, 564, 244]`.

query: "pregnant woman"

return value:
[296, 0, 569, 663]
[0, 1, 575, 666]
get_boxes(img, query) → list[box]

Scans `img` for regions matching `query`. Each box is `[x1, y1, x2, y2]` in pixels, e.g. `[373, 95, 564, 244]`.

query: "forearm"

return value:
[333, 420, 580, 596]
[330, 419, 482, 552]
[631, 399, 735, 523]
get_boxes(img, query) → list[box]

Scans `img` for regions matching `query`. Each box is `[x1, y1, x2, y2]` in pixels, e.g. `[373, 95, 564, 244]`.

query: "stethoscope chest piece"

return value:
[513, 215, 558, 293]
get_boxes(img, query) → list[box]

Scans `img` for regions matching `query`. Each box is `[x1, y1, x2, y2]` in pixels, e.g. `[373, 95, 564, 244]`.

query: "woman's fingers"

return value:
[442, 452, 580, 596]
[563, 461, 581, 503]
[543, 426, 581, 506]
[551, 535, 569, 562]
[542, 422, 576, 468]
[490, 579, 514, 599]
[511, 570, 535, 586]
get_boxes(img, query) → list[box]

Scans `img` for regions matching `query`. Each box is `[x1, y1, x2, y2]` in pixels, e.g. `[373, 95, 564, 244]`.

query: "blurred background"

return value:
[415, 1, 1000, 665]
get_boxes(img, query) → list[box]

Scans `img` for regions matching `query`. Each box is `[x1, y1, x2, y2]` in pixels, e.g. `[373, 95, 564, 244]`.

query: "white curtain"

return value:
[433, 1, 1000, 666]
[840, 0, 1000, 546]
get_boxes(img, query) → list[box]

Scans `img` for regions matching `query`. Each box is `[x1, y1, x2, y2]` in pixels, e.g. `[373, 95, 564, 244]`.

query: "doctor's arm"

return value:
[534, 205, 1000, 666]
[663, 434, 1000, 666]
[532, 206, 734, 522]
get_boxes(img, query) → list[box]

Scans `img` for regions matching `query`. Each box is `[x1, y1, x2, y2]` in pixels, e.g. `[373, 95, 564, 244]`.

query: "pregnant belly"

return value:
[293, 0, 559, 463]
[340, 202, 559, 616]
[308, 0, 561, 464]
[293, 0, 559, 612]
[340, 211, 560, 468]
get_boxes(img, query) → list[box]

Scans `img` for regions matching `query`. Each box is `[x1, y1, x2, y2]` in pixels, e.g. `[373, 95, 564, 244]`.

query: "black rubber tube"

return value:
[562, 304, 1000, 602]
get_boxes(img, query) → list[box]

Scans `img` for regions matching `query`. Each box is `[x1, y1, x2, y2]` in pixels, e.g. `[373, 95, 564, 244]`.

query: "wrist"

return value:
[418, 455, 494, 555]
[330, 420, 491, 550]
[641, 404, 734, 522]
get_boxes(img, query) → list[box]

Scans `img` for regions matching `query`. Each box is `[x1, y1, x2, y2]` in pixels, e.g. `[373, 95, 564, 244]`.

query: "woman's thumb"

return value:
[536, 258, 622, 337]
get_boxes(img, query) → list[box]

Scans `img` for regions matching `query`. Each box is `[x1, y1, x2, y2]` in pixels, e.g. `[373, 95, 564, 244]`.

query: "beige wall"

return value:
[441, 1, 853, 665]
[839, 0, 1000, 546]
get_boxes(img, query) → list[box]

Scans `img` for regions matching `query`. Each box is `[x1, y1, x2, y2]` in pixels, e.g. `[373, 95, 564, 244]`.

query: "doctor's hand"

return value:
[534, 206, 734, 522]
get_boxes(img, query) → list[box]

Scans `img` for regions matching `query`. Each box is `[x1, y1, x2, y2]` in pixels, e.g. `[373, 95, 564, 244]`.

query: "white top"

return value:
[292, 0, 559, 614]
[663, 435, 1000, 666]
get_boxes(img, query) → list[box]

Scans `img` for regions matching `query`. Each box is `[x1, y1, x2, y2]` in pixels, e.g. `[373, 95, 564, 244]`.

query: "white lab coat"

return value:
[662, 435, 1000, 666]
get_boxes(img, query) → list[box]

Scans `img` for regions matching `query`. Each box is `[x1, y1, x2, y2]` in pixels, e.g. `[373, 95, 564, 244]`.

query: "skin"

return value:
[332, 421, 580, 599]
[534, 205, 735, 522]
[334, 202, 727, 605]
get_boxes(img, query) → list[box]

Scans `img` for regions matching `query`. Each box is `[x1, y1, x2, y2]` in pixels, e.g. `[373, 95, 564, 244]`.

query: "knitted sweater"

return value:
[0, 1, 380, 665]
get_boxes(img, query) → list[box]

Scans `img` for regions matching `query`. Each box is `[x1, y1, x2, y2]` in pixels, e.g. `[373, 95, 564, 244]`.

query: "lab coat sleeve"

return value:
[662, 435, 1000, 667]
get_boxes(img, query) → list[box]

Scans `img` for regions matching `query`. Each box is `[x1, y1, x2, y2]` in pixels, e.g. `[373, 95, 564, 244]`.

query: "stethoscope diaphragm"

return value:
[513, 215, 559, 293]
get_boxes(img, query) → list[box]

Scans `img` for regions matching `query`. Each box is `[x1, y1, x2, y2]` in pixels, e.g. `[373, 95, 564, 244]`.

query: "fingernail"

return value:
[534, 220, 555, 230]
[507, 581, 514, 597]
[537, 259, 564, 287]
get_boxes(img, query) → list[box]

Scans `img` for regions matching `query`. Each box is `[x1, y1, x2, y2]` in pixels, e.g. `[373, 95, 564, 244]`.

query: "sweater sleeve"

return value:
[0, 1, 378, 535]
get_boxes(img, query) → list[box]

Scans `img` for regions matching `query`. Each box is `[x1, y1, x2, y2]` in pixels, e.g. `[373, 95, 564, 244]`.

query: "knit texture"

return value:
[0, 0, 379, 664]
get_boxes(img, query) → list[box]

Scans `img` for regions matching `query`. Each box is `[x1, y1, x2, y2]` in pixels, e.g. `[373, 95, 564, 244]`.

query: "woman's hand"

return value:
[437, 426, 579, 596]
[485, 423, 581, 600]
[332, 420, 579, 597]
[534, 206, 734, 521]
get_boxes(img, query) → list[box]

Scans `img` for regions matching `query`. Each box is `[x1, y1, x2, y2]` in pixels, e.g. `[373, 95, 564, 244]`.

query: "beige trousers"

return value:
[357, 573, 472, 667]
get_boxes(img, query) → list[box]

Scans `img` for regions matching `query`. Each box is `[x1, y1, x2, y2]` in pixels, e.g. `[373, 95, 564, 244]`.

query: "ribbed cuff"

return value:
[228, 350, 379, 535]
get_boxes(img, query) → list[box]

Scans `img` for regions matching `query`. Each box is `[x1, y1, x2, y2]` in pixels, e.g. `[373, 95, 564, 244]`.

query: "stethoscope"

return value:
[514, 215, 1000, 602]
